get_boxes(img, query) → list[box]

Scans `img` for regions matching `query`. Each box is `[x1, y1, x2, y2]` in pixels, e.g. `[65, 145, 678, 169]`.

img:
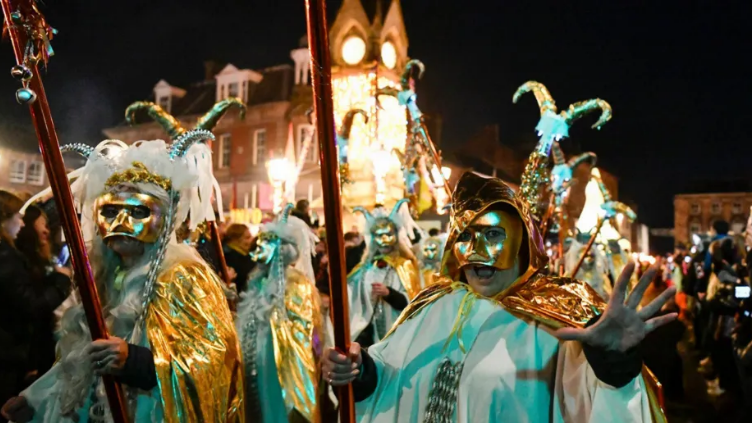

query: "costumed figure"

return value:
[323, 172, 674, 422]
[3, 131, 244, 422]
[564, 235, 612, 300]
[236, 204, 323, 423]
[419, 235, 447, 289]
[348, 200, 422, 348]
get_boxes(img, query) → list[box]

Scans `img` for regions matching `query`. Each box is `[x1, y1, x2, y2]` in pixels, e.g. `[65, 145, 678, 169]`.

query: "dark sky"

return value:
[1, 0, 750, 229]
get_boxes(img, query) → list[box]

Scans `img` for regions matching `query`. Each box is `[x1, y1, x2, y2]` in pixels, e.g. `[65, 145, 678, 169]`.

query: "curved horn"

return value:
[194, 97, 247, 132]
[352, 206, 375, 224]
[169, 129, 216, 159]
[550, 142, 566, 166]
[567, 152, 597, 170]
[60, 143, 94, 159]
[400, 59, 425, 91]
[338, 109, 368, 139]
[125, 101, 186, 138]
[390, 198, 411, 220]
[512, 81, 557, 115]
[562, 98, 612, 130]
[280, 203, 294, 223]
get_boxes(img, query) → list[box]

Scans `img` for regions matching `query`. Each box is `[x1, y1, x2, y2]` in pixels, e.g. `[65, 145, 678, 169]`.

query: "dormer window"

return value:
[157, 95, 170, 110]
[215, 64, 263, 103]
[152, 79, 185, 114]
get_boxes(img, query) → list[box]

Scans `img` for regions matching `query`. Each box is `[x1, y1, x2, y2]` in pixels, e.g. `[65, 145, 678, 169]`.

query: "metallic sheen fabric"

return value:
[95, 191, 165, 243]
[145, 261, 244, 423]
[269, 268, 323, 422]
[382, 254, 422, 300]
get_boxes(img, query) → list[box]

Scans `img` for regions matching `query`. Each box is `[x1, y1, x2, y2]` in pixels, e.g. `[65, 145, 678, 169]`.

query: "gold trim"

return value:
[105, 161, 172, 192]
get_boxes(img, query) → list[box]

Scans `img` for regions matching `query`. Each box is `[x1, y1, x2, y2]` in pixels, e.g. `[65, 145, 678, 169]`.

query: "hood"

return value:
[440, 172, 548, 296]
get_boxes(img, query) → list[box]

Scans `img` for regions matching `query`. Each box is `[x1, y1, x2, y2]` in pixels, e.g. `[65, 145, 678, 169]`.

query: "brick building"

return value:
[103, 0, 411, 217]
[0, 145, 48, 198]
[674, 191, 752, 245]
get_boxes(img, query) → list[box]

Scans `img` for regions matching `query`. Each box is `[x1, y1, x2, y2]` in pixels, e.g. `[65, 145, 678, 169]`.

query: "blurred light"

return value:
[684, 256, 692, 263]
[381, 41, 397, 69]
[342, 36, 366, 65]
[441, 166, 451, 180]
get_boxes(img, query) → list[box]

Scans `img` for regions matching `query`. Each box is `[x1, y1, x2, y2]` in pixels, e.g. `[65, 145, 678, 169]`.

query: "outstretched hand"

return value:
[554, 261, 677, 352]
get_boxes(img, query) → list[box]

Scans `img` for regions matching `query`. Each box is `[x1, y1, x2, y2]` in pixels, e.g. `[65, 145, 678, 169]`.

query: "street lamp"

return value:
[267, 157, 292, 214]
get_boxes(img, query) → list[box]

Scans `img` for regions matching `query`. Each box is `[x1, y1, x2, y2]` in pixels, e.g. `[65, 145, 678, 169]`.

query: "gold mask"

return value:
[453, 209, 523, 271]
[250, 232, 279, 265]
[95, 192, 165, 243]
[372, 218, 397, 250]
[423, 239, 441, 261]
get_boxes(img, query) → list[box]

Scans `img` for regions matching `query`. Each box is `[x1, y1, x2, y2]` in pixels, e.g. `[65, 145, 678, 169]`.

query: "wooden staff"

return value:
[0, 1, 128, 421]
[304, 0, 354, 421]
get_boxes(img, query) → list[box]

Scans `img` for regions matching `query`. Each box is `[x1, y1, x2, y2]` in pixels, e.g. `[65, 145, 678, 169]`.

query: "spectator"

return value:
[0, 191, 72, 419]
[222, 223, 255, 293]
[344, 231, 365, 274]
[291, 199, 318, 228]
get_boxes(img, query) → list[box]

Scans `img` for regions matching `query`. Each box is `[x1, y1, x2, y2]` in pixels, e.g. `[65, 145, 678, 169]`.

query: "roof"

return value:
[361, 0, 392, 25]
[248, 65, 294, 106]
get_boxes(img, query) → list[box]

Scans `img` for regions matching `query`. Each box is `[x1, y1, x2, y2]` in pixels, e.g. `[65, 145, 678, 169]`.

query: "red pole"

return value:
[304, 0, 355, 421]
[0, 2, 128, 421]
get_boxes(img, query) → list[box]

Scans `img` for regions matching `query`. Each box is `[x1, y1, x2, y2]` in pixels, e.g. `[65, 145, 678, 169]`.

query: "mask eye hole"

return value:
[100, 205, 120, 219]
[457, 231, 472, 242]
[131, 206, 151, 219]
[485, 229, 504, 239]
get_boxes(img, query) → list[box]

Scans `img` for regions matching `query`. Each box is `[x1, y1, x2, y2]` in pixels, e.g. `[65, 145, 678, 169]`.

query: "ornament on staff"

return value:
[513, 81, 612, 222]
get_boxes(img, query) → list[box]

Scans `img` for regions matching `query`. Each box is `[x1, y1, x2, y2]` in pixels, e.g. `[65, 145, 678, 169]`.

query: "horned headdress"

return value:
[353, 198, 422, 253]
[514, 81, 612, 221]
[125, 97, 247, 138]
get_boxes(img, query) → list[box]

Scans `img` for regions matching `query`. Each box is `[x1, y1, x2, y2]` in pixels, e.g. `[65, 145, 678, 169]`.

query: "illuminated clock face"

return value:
[341, 36, 366, 65]
[381, 41, 397, 69]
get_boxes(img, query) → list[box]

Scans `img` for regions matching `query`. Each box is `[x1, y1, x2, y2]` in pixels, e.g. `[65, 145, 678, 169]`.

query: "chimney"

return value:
[203, 60, 223, 81]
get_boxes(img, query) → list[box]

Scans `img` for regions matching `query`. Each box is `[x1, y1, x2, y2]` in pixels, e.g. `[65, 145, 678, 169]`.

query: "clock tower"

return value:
[328, 0, 409, 209]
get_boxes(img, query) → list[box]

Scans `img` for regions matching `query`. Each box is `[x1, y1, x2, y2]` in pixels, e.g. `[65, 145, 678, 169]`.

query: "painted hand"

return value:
[554, 262, 677, 352]
[322, 343, 362, 387]
[88, 337, 129, 376]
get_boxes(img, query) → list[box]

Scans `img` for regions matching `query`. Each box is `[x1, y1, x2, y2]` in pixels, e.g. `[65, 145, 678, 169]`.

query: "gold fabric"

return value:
[391, 172, 666, 421]
[422, 269, 438, 289]
[270, 268, 323, 423]
[105, 161, 172, 192]
[382, 255, 422, 300]
[145, 261, 244, 423]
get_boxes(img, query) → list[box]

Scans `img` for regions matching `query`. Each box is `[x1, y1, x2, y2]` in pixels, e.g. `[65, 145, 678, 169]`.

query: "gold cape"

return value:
[389, 172, 667, 423]
[145, 260, 244, 423]
[269, 268, 324, 422]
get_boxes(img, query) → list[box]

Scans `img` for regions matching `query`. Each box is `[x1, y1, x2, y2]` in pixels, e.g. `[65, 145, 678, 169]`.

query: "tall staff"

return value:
[304, 0, 355, 421]
[0, 1, 128, 421]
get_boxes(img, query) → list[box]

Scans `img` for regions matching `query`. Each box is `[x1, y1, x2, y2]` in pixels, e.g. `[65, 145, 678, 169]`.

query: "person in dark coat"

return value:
[222, 223, 255, 293]
[0, 191, 71, 422]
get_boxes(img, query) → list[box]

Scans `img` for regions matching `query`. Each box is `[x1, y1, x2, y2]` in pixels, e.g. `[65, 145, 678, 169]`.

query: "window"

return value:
[219, 134, 232, 168]
[27, 161, 44, 185]
[711, 202, 721, 215]
[157, 95, 170, 111]
[227, 82, 239, 98]
[690, 203, 700, 215]
[253, 129, 267, 165]
[9, 160, 26, 183]
[732, 202, 742, 214]
[297, 124, 317, 164]
[689, 222, 701, 235]
[731, 221, 745, 234]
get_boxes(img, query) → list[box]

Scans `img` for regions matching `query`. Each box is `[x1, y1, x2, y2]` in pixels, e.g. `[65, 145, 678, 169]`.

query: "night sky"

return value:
[0, 0, 750, 230]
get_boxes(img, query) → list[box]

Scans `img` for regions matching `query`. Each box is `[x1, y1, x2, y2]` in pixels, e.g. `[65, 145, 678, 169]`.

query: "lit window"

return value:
[228, 82, 239, 98]
[690, 203, 700, 215]
[711, 202, 721, 214]
[689, 222, 701, 235]
[341, 35, 366, 65]
[297, 124, 318, 164]
[27, 161, 44, 185]
[732, 202, 742, 214]
[219, 134, 232, 168]
[158, 96, 170, 111]
[381, 41, 397, 69]
[10, 160, 26, 183]
[253, 129, 267, 165]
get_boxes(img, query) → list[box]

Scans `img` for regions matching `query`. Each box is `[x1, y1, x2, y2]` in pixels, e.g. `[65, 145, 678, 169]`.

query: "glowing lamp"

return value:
[342, 36, 366, 65]
[381, 41, 397, 69]
[267, 158, 292, 213]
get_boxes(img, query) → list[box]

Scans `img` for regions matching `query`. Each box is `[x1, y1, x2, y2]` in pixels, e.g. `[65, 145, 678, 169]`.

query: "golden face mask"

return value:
[423, 239, 440, 261]
[372, 218, 397, 250]
[250, 232, 279, 265]
[453, 209, 523, 271]
[95, 192, 165, 243]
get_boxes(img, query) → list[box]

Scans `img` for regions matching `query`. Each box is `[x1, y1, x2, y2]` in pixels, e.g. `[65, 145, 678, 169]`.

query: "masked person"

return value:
[348, 200, 422, 349]
[2, 132, 243, 422]
[324, 172, 673, 423]
[419, 235, 446, 289]
[236, 204, 323, 423]
[564, 236, 612, 300]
